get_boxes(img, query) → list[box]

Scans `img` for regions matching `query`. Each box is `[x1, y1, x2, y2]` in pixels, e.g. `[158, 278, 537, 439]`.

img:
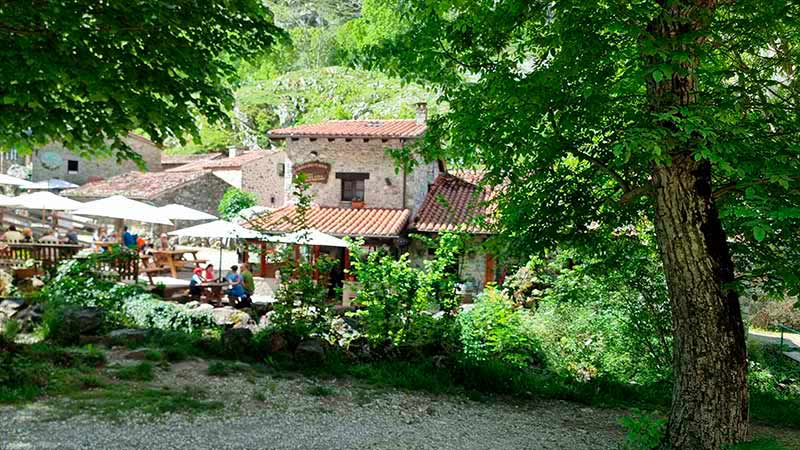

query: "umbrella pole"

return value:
[219, 244, 223, 281]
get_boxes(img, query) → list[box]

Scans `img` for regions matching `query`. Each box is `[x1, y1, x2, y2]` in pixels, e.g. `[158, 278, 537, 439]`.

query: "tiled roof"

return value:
[64, 171, 208, 200]
[161, 153, 222, 166]
[167, 151, 267, 172]
[269, 120, 426, 139]
[247, 205, 410, 238]
[413, 173, 495, 234]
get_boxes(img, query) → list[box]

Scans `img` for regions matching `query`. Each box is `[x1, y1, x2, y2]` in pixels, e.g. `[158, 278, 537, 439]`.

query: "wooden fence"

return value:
[0, 243, 83, 269]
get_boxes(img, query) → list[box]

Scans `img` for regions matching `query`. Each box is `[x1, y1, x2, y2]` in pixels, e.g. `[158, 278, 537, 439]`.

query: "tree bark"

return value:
[646, 1, 750, 448]
[652, 157, 749, 449]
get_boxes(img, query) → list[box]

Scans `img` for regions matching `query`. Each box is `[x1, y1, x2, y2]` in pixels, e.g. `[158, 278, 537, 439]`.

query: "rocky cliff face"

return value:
[267, 0, 361, 28]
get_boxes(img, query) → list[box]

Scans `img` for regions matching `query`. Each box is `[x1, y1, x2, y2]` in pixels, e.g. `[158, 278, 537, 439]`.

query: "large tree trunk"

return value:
[646, 1, 750, 448]
[652, 157, 749, 449]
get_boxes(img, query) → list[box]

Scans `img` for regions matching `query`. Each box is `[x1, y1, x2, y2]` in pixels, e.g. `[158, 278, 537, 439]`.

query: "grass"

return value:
[57, 385, 224, 421]
[306, 384, 337, 397]
[729, 439, 790, 450]
[207, 361, 250, 377]
[113, 362, 155, 382]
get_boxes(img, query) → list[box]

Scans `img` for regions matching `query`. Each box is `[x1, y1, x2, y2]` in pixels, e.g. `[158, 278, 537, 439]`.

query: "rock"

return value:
[108, 328, 151, 345]
[270, 333, 287, 353]
[0, 299, 25, 318]
[124, 350, 148, 360]
[12, 304, 43, 332]
[79, 335, 110, 346]
[184, 301, 200, 309]
[295, 339, 326, 365]
[62, 307, 104, 336]
[212, 307, 252, 328]
[195, 303, 214, 312]
[222, 328, 253, 357]
[31, 277, 44, 288]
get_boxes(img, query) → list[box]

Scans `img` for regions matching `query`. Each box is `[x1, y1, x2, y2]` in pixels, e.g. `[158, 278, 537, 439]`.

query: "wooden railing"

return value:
[0, 242, 83, 269]
[74, 247, 140, 282]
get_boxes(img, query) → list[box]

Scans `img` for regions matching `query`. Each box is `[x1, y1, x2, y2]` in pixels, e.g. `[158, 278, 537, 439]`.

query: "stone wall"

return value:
[408, 234, 491, 292]
[282, 137, 437, 215]
[32, 134, 162, 185]
[153, 172, 230, 220]
[241, 150, 287, 209]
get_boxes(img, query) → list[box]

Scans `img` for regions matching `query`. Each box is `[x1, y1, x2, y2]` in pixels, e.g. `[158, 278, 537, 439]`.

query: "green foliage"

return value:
[0, 0, 283, 158]
[121, 294, 217, 334]
[306, 384, 336, 397]
[347, 233, 464, 349]
[458, 287, 540, 369]
[218, 188, 258, 221]
[618, 412, 667, 450]
[113, 362, 154, 382]
[2, 319, 21, 342]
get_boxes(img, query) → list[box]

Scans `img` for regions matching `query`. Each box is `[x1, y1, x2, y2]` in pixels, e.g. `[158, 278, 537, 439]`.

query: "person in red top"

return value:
[203, 264, 215, 282]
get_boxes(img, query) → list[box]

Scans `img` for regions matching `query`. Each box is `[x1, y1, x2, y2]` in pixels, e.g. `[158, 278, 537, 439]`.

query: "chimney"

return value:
[228, 146, 239, 159]
[415, 102, 428, 126]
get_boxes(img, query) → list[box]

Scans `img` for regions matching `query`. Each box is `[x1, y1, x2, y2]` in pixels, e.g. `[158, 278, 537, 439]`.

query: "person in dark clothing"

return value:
[122, 226, 137, 249]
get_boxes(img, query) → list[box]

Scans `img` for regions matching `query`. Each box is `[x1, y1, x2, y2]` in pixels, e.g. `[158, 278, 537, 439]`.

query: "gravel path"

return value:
[0, 359, 625, 450]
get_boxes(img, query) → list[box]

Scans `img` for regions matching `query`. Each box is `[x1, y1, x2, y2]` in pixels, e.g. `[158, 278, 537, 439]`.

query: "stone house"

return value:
[411, 171, 498, 295]
[168, 148, 287, 209]
[161, 153, 222, 171]
[64, 170, 229, 226]
[32, 133, 162, 185]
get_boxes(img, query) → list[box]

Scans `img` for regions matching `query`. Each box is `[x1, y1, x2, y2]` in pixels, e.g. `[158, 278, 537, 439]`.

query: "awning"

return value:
[72, 195, 173, 225]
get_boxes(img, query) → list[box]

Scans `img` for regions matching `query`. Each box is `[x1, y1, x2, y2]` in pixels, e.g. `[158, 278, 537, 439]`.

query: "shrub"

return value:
[114, 362, 155, 382]
[618, 412, 666, 450]
[458, 288, 541, 368]
[218, 187, 257, 221]
[121, 294, 217, 334]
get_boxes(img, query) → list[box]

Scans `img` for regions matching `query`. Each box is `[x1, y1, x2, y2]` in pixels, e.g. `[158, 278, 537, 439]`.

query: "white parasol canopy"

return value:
[72, 195, 173, 225]
[265, 228, 349, 248]
[170, 220, 262, 270]
[157, 204, 217, 221]
[26, 178, 80, 190]
[0, 194, 20, 207]
[0, 174, 35, 188]
[12, 191, 84, 210]
[169, 220, 262, 239]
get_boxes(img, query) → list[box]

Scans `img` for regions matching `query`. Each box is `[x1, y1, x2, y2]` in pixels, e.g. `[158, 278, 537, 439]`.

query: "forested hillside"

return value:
[166, 0, 431, 154]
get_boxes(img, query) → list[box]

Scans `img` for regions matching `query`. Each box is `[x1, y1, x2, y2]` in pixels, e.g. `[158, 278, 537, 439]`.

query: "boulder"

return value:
[184, 301, 201, 310]
[212, 307, 252, 328]
[13, 304, 44, 332]
[108, 328, 151, 345]
[0, 299, 25, 318]
[63, 307, 104, 336]
[295, 339, 326, 365]
[222, 328, 253, 356]
[195, 303, 214, 312]
[124, 349, 148, 360]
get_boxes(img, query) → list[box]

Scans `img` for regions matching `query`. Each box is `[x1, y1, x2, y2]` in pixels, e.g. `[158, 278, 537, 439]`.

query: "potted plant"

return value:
[351, 196, 365, 209]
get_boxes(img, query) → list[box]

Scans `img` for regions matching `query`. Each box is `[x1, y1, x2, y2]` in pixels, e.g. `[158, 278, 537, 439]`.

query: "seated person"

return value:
[39, 228, 60, 242]
[3, 225, 24, 242]
[65, 228, 79, 245]
[189, 267, 205, 300]
[241, 262, 255, 298]
[121, 226, 137, 249]
[203, 264, 215, 282]
[225, 265, 250, 308]
[154, 233, 172, 251]
[22, 228, 33, 243]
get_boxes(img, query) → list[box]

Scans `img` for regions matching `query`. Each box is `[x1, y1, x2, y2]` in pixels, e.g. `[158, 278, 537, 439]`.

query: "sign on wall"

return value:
[39, 151, 63, 170]
[293, 161, 331, 183]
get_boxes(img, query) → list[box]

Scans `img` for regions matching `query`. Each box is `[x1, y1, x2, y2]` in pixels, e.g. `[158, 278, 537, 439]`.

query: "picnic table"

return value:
[152, 249, 208, 278]
[201, 281, 228, 305]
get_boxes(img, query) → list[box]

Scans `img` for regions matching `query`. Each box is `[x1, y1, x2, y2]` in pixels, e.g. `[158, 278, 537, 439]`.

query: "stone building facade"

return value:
[64, 170, 229, 222]
[269, 116, 439, 217]
[32, 133, 162, 185]
[241, 149, 287, 209]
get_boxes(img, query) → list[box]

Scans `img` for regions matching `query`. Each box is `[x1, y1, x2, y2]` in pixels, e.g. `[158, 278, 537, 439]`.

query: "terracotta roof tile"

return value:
[64, 171, 208, 200]
[167, 151, 267, 172]
[269, 120, 426, 139]
[413, 173, 495, 234]
[161, 153, 223, 166]
[247, 205, 410, 238]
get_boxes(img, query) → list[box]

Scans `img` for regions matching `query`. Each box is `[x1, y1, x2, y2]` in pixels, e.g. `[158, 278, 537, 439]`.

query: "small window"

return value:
[277, 163, 285, 177]
[341, 179, 365, 202]
[67, 160, 79, 174]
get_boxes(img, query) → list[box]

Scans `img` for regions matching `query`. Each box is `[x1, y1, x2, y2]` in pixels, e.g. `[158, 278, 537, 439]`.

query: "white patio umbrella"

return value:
[11, 191, 84, 227]
[26, 178, 80, 190]
[72, 195, 173, 226]
[0, 174, 34, 188]
[157, 204, 217, 221]
[169, 220, 262, 270]
[267, 228, 349, 248]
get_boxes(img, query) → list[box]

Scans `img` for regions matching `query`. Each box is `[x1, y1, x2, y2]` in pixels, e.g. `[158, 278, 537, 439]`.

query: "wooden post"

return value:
[259, 241, 268, 278]
[312, 245, 320, 281]
[344, 248, 353, 281]
[484, 253, 496, 286]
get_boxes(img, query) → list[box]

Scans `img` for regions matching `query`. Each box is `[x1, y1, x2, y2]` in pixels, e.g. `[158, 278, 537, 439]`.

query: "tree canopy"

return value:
[0, 0, 284, 160]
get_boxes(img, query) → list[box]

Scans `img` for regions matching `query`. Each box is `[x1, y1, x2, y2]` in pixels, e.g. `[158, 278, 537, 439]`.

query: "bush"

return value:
[750, 298, 800, 330]
[218, 187, 257, 221]
[122, 294, 217, 334]
[458, 287, 541, 368]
